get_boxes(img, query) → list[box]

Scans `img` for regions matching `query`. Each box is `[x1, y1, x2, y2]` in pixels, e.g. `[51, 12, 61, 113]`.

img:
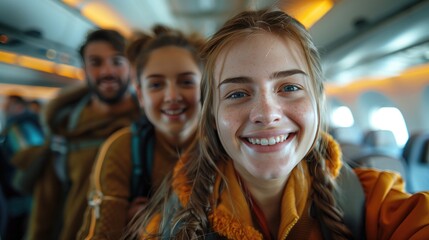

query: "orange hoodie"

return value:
[144, 134, 429, 239]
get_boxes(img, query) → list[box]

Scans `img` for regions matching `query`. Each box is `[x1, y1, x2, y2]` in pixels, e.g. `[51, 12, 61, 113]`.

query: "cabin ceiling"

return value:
[0, 0, 428, 88]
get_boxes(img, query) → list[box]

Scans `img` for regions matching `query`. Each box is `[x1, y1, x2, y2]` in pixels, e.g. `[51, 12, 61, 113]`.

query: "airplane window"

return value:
[369, 107, 408, 146]
[331, 106, 354, 127]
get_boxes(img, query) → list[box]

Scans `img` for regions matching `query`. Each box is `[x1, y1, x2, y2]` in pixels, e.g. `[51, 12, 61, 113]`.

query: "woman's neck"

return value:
[155, 130, 194, 157]
[239, 170, 289, 238]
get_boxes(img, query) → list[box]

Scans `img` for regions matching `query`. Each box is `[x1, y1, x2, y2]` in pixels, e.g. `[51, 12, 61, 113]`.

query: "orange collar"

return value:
[171, 133, 343, 239]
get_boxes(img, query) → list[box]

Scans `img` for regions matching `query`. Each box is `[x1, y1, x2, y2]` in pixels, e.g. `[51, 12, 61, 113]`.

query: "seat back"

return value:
[330, 126, 363, 145]
[330, 127, 370, 163]
[402, 132, 429, 192]
[362, 129, 400, 157]
[353, 154, 407, 179]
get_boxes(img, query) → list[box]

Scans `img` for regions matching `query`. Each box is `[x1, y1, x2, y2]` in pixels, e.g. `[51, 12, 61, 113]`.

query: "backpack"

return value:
[1, 111, 45, 159]
[129, 119, 155, 200]
[0, 111, 45, 194]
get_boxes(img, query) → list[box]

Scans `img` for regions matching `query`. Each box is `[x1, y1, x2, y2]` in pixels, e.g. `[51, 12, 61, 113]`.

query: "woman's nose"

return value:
[249, 94, 281, 125]
[165, 83, 182, 102]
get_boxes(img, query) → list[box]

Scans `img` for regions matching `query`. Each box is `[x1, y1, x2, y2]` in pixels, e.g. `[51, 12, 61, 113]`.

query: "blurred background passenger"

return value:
[13, 29, 140, 240]
[28, 99, 42, 115]
[0, 93, 44, 240]
[78, 25, 204, 240]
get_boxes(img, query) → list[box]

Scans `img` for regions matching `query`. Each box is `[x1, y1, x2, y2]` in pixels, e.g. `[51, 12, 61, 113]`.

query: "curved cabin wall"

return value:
[326, 63, 429, 133]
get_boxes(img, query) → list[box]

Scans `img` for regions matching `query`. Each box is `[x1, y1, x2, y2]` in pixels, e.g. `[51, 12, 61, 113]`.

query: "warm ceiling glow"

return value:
[79, 2, 132, 38]
[0, 51, 18, 64]
[56, 63, 84, 80]
[0, 50, 83, 80]
[0, 83, 60, 100]
[325, 63, 429, 95]
[285, 0, 334, 28]
[62, 0, 85, 8]
[18, 56, 56, 73]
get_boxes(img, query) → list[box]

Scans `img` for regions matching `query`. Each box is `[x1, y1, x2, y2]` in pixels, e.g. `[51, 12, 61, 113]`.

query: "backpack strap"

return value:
[316, 163, 366, 240]
[130, 120, 155, 200]
[50, 93, 102, 192]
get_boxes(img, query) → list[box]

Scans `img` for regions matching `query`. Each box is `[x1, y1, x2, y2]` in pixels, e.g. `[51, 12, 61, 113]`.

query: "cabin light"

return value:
[283, 0, 334, 29]
[46, 49, 57, 59]
[18, 56, 56, 73]
[0, 50, 81, 80]
[0, 83, 60, 100]
[55, 63, 80, 79]
[67, 0, 132, 38]
[62, 0, 85, 8]
[0, 51, 18, 64]
[0, 34, 8, 44]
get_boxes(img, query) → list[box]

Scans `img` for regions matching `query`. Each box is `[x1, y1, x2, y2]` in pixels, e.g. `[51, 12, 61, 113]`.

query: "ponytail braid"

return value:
[307, 146, 353, 240]
[173, 139, 220, 239]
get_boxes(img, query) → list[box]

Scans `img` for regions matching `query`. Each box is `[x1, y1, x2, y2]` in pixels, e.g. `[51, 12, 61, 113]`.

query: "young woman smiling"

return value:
[78, 26, 204, 240]
[127, 10, 429, 240]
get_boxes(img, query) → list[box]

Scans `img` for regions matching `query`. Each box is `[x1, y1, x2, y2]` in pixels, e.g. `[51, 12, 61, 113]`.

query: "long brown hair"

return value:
[127, 9, 352, 239]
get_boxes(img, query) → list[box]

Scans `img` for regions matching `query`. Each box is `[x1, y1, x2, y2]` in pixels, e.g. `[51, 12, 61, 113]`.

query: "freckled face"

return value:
[213, 33, 318, 181]
[139, 46, 201, 141]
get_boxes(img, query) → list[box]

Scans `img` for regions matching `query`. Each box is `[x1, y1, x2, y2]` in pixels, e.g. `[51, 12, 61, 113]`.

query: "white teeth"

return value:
[164, 109, 184, 115]
[247, 135, 288, 146]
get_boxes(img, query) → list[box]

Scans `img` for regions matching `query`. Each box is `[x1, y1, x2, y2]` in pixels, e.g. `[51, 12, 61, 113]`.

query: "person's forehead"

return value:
[84, 41, 122, 57]
[214, 33, 307, 79]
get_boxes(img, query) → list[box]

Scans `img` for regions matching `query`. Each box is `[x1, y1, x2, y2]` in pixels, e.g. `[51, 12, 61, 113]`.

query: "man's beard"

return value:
[87, 75, 131, 105]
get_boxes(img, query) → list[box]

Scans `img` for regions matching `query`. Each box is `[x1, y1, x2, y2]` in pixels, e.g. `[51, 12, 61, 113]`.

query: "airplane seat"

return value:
[329, 126, 363, 145]
[362, 129, 401, 158]
[402, 131, 429, 193]
[352, 153, 407, 180]
[329, 126, 369, 163]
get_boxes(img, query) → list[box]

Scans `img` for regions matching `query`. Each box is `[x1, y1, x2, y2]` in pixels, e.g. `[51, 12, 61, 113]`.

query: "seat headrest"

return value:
[330, 126, 363, 144]
[363, 130, 398, 148]
[402, 132, 429, 164]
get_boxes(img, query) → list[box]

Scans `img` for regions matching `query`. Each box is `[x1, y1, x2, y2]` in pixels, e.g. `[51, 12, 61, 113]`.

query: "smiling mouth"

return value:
[247, 134, 290, 146]
[162, 108, 186, 116]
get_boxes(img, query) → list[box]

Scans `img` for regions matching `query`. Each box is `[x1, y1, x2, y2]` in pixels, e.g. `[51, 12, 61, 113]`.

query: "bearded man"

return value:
[25, 29, 140, 240]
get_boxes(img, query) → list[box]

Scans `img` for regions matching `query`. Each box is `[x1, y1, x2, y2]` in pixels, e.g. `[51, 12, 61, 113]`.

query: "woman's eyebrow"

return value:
[178, 72, 197, 77]
[218, 69, 307, 88]
[146, 74, 164, 79]
[218, 76, 251, 88]
[270, 69, 307, 79]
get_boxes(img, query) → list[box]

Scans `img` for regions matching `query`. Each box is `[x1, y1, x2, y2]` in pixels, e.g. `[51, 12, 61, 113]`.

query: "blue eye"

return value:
[282, 85, 299, 92]
[227, 91, 248, 99]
